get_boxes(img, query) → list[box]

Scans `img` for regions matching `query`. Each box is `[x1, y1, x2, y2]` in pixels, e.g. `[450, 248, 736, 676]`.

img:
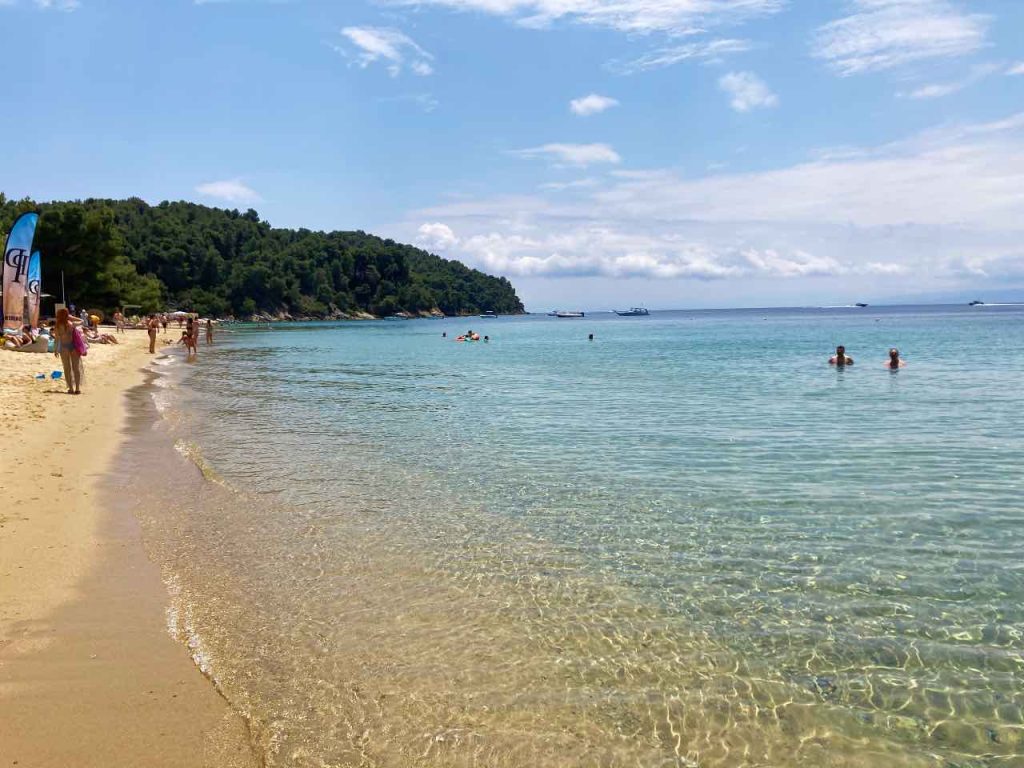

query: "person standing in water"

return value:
[52, 308, 83, 395]
[829, 345, 853, 366]
[885, 348, 906, 369]
[147, 314, 159, 354]
[205, 319, 214, 345]
[185, 316, 199, 357]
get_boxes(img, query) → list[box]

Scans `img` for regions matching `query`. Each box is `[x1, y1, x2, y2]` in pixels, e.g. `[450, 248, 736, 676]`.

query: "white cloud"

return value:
[718, 71, 778, 112]
[1008, 62, 1024, 76]
[906, 82, 962, 100]
[608, 38, 751, 74]
[512, 143, 621, 167]
[403, 113, 1024, 288]
[539, 178, 599, 191]
[339, 26, 434, 77]
[899, 61, 1000, 100]
[569, 94, 619, 117]
[195, 179, 262, 204]
[385, 0, 784, 35]
[812, 0, 989, 76]
[416, 222, 458, 251]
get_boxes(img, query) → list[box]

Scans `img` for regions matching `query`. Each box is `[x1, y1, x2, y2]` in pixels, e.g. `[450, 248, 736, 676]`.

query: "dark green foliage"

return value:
[0, 195, 524, 318]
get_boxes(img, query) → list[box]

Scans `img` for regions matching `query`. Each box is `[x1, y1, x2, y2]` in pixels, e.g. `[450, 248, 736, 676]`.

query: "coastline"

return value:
[0, 330, 256, 767]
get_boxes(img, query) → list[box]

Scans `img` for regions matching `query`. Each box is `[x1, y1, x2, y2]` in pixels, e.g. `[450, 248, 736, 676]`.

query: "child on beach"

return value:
[179, 328, 197, 356]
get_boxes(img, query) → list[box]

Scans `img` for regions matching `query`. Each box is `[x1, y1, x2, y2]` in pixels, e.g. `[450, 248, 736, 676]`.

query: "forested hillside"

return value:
[0, 195, 524, 318]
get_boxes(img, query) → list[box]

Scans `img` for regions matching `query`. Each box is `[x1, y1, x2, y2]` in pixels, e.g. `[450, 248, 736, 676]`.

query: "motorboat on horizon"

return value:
[548, 310, 585, 318]
[479, 310, 498, 318]
[614, 307, 650, 316]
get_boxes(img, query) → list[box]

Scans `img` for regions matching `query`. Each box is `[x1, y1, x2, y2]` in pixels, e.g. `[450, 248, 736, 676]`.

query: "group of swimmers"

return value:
[445, 329, 489, 342]
[829, 345, 907, 369]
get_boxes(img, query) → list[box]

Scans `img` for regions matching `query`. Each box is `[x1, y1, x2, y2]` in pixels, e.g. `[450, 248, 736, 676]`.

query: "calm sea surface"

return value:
[115, 305, 1024, 767]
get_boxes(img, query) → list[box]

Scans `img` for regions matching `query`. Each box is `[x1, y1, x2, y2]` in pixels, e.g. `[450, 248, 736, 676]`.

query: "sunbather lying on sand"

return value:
[84, 329, 119, 344]
[3, 326, 37, 349]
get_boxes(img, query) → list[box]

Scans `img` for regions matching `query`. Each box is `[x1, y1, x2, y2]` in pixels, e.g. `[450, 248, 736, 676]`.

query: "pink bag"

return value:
[72, 327, 88, 356]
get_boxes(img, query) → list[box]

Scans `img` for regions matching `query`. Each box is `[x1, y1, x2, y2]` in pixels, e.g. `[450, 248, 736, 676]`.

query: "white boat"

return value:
[548, 310, 585, 318]
[479, 311, 498, 318]
[613, 307, 649, 316]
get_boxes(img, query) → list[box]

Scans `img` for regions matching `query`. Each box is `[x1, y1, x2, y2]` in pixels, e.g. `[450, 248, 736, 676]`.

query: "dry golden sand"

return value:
[0, 329, 257, 767]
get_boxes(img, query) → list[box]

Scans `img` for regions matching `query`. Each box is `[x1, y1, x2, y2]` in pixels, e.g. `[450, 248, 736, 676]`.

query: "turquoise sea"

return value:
[115, 305, 1024, 767]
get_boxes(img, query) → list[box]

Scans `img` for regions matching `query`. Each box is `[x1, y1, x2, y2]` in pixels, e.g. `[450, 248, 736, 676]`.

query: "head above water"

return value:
[889, 348, 900, 359]
[836, 345, 845, 355]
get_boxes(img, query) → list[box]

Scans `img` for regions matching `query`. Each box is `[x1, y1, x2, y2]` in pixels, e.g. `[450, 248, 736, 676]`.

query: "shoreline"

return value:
[0, 330, 257, 767]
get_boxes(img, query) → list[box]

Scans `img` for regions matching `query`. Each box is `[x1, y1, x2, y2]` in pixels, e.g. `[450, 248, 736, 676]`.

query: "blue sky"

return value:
[2, 0, 1023, 310]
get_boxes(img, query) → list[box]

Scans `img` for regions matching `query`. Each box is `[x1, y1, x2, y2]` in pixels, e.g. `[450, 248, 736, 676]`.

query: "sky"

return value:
[2, 0, 1023, 310]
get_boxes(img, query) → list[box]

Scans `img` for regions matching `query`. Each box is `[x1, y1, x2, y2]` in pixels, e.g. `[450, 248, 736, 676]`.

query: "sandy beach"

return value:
[0, 329, 256, 767]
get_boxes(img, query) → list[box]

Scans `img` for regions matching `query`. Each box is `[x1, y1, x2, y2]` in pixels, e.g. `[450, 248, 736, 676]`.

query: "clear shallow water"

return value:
[122, 307, 1024, 767]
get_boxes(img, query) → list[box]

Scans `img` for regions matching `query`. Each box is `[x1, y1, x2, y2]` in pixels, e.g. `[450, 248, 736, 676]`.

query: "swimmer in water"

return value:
[829, 345, 853, 366]
[885, 348, 906, 369]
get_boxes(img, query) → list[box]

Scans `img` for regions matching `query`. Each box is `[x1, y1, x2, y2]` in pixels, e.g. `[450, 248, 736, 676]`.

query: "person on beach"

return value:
[85, 328, 118, 344]
[829, 345, 853, 366]
[53, 308, 84, 395]
[113, 310, 125, 334]
[205, 319, 214, 345]
[162, 314, 169, 334]
[186, 317, 199, 356]
[147, 314, 159, 354]
[179, 329, 197, 355]
[3, 326, 36, 348]
[885, 348, 906, 369]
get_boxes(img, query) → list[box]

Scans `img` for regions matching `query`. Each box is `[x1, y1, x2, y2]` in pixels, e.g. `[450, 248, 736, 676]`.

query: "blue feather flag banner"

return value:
[27, 250, 41, 328]
[3, 212, 40, 331]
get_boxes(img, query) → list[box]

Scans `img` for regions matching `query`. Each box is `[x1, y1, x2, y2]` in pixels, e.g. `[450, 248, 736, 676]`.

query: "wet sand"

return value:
[0, 329, 256, 767]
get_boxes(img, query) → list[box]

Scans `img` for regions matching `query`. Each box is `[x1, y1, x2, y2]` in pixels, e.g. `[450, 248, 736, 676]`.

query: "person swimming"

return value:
[829, 345, 853, 366]
[885, 348, 906, 369]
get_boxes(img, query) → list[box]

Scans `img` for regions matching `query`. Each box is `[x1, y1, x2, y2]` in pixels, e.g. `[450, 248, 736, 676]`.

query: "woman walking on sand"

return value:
[53, 308, 84, 395]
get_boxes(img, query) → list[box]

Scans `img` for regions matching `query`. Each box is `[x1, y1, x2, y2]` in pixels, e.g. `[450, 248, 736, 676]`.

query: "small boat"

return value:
[968, 300, 985, 306]
[855, 302, 869, 308]
[614, 307, 650, 316]
[479, 311, 498, 318]
[548, 310, 585, 318]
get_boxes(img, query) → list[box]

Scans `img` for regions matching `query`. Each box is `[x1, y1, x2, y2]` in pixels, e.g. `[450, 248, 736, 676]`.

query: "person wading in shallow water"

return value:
[205, 319, 214, 345]
[53, 308, 83, 395]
